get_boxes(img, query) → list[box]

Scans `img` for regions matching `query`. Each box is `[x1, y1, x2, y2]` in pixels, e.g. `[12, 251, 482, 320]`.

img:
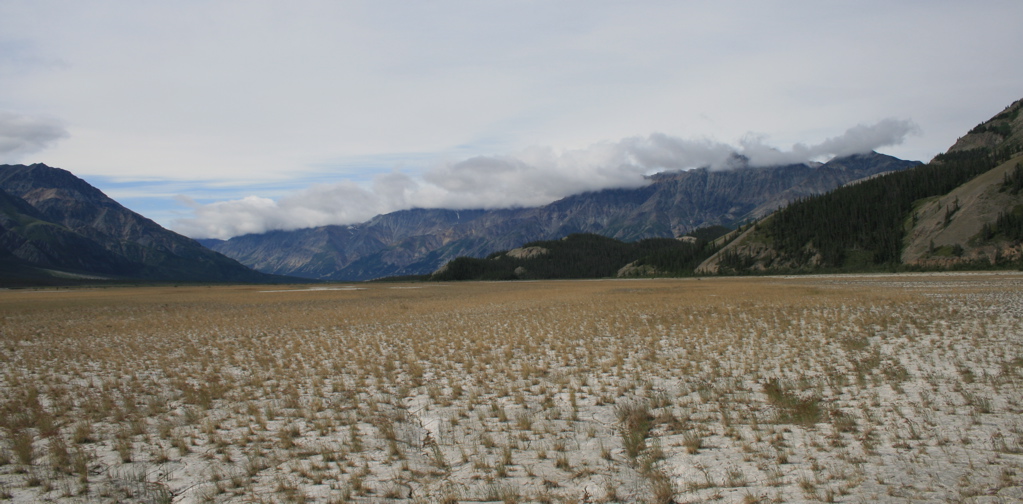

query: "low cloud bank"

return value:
[174, 119, 918, 239]
[0, 112, 69, 162]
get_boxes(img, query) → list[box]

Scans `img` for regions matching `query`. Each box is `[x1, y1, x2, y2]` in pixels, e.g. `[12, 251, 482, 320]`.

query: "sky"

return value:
[1, 1, 1021, 239]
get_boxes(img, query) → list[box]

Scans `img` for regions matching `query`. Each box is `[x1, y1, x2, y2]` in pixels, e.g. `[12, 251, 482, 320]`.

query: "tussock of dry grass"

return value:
[0, 274, 1022, 503]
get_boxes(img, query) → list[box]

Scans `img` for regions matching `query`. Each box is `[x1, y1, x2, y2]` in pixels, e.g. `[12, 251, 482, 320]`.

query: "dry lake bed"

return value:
[1, 273, 1022, 503]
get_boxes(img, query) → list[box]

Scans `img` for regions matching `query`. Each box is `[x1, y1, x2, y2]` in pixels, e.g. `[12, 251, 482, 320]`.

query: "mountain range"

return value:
[0, 163, 284, 285]
[10, 96, 1019, 286]
[202, 152, 920, 281]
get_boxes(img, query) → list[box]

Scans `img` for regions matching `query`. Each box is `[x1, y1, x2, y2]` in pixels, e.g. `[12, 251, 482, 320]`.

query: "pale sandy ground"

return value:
[1, 273, 1022, 503]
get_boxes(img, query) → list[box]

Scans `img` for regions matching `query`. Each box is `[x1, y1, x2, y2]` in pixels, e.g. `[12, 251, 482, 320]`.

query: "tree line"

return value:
[431, 228, 729, 281]
[762, 147, 1015, 270]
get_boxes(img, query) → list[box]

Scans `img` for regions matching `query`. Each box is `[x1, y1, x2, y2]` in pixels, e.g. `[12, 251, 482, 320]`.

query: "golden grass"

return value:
[0, 274, 1022, 502]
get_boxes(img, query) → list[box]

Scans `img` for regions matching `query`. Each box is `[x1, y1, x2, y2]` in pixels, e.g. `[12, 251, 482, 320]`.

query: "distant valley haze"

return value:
[1, 1, 1021, 239]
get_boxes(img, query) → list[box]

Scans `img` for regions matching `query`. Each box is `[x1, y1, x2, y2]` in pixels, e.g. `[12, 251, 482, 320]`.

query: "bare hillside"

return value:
[903, 154, 1023, 266]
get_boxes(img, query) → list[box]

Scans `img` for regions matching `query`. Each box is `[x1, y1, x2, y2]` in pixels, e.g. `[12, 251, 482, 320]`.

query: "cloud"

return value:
[0, 112, 69, 162]
[174, 182, 392, 239]
[173, 119, 918, 239]
[737, 118, 922, 167]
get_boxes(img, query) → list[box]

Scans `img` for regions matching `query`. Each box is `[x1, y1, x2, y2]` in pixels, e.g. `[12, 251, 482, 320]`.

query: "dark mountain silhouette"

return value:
[0, 163, 285, 285]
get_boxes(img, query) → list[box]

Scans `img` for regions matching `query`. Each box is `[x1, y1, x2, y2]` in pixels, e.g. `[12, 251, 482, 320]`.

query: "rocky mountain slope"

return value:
[0, 163, 283, 285]
[205, 152, 919, 280]
[697, 98, 1023, 274]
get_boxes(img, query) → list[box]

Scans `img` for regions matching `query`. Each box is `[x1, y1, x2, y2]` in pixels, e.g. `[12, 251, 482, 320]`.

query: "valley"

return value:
[201, 153, 918, 281]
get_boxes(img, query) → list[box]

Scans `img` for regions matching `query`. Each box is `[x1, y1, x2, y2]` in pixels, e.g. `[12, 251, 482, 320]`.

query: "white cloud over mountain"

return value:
[174, 119, 917, 239]
[1, 2, 1019, 231]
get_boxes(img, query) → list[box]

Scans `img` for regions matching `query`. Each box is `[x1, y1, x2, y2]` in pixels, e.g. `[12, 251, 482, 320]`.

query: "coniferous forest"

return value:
[764, 147, 1008, 269]
[431, 229, 728, 281]
[754, 102, 1023, 272]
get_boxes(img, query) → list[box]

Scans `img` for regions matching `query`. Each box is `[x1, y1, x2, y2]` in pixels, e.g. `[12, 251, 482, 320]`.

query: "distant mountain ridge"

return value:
[204, 152, 920, 280]
[0, 163, 282, 285]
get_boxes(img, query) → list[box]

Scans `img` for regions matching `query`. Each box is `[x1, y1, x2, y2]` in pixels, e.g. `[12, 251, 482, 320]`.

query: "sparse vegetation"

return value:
[616, 401, 653, 459]
[1, 274, 1022, 502]
[1000, 162, 1023, 195]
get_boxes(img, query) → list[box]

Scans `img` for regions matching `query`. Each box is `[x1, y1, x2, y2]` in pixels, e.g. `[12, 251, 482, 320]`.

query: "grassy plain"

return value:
[1, 274, 1022, 503]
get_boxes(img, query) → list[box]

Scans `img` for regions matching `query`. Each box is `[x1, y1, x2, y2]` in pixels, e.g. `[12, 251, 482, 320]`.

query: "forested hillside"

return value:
[431, 227, 730, 281]
[700, 98, 1023, 274]
[765, 148, 1006, 267]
